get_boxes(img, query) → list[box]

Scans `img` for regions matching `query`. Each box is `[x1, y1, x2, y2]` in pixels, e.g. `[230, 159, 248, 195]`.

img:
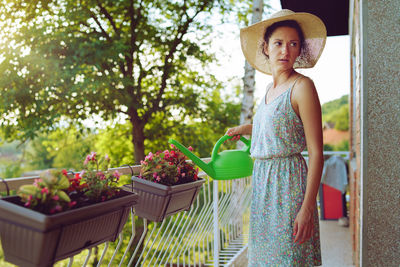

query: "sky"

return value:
[210, 0, 350, 105]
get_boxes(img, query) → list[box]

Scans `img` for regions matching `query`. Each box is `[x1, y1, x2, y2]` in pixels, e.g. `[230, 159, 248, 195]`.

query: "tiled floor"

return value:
[319, 220, 354, 267]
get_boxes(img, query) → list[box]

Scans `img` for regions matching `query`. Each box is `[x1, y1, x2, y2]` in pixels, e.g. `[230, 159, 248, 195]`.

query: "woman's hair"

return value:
[262, 20, 305, 57]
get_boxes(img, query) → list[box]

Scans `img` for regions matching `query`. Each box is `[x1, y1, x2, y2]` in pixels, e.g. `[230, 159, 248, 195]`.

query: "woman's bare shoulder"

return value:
[296, 75, 315, 91]
[292, 74, 320, 111]
[293, 75, 318, 99]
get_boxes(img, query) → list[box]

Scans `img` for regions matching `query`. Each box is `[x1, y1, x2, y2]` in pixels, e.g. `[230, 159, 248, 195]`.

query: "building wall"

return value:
[349, 0, 362, 265]
[351, 0, 400, 266]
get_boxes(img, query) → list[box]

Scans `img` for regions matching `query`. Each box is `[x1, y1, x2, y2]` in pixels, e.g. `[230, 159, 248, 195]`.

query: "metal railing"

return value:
[0, 164, 252, 267]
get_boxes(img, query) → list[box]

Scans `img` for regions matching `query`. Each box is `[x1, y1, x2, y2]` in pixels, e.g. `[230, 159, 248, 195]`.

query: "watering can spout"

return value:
[168, 139, 215, 177]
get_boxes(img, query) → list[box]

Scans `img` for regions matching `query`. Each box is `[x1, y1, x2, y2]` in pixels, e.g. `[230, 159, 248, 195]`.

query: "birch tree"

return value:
[240, 0, 264, 129]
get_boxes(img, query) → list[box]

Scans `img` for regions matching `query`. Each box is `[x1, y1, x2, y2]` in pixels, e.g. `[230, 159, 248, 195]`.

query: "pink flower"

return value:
[153, 172, 158, 178]
[169, 162, 173, 166]
[97, 172, 106, 180]
[52, 195, 59, 201]
[104, 154, 110, 161]
[188, 146, 193, 152]
[156, 176, 161, 182]
[24, 201, 31, 207]
[41, 187, 49, 194]
[68, 201, 77, 208]
[33, 178, 42, 187]
[54, 205, 62, 212]
[145, 152, 153, 161]
[113, 170, 121, 180]
[84, 156, 90, 165]
[181, 173, 186, 177]
[170, 144, 176, 149]
[90, 152, 96, 161]
[84, 152, 97, 165]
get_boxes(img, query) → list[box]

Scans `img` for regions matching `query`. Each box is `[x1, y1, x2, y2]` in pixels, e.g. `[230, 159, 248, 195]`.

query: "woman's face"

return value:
[264, 26, 301, 73]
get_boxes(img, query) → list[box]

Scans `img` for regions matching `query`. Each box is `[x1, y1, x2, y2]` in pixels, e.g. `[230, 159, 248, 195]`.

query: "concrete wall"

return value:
[350, 0, 400, 266]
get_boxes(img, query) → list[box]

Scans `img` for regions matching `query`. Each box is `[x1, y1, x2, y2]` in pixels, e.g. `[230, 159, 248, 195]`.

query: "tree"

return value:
[322, 95, 349, 131]
[240, 0, 264, 128]
[0, 0, 228, 163]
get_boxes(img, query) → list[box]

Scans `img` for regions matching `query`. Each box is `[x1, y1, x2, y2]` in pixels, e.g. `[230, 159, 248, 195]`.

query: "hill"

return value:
[321, 95, 349, 131]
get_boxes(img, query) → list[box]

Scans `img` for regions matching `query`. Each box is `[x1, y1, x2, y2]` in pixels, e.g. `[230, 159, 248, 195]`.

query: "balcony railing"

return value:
[0, 163, 252, 267]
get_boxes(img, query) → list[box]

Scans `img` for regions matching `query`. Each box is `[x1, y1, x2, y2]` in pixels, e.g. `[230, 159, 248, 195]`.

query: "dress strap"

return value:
[291, 75, 303, 89]
[288, 75, 304, 100]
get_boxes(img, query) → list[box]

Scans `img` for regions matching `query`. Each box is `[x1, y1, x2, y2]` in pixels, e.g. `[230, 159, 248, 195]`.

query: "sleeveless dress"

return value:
[248, 79, 322, 266]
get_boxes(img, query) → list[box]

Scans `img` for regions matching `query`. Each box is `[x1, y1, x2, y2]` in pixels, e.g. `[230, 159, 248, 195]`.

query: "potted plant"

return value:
[128, 145, 205, 222]
[0, 153, 138, 267]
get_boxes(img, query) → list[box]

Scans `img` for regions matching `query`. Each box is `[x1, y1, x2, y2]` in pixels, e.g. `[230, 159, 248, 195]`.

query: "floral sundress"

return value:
[248, 79, 322, 266]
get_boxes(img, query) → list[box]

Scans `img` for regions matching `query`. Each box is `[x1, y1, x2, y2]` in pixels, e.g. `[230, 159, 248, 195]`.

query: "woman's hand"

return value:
[293, 206, 314, 244]
[225, 127, 242, 141]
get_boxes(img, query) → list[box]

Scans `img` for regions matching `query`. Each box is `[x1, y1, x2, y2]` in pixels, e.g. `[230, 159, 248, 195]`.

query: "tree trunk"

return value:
[130, 116, 146, 164]
[239, 0, 263, 143]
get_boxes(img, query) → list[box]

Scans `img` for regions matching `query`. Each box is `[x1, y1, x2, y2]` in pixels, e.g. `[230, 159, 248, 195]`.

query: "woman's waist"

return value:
[253, 152, 304, 161]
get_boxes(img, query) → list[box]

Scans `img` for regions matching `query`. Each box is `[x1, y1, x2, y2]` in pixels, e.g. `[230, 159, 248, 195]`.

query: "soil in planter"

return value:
[7, 189, 125, 215]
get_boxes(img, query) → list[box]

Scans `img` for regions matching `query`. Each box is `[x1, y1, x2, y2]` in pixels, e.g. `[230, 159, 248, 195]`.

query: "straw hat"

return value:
[240, 9, 327, 75]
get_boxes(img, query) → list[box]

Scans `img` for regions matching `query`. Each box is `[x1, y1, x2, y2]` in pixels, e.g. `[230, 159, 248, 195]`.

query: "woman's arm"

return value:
[291, 76, 324, 244]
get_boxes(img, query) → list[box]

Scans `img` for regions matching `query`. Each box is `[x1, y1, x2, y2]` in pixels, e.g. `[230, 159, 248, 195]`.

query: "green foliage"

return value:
[94, 123, 134, 167]
[321, 95, 348, 117]
[26, 127, 95, 171]
[322, 95, 349, 131]
[0, 0, 239, 162]
[334, 139, 349, 151]
[323, 144, 334, 151]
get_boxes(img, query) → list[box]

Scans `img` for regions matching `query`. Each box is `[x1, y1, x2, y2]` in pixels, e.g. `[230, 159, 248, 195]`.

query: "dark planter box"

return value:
[127, 177, 205, 222]
[0, 189, 138, 267]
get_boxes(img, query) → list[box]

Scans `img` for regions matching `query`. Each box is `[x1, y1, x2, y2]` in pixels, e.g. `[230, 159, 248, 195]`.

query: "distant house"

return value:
[323, 128, 349, 146]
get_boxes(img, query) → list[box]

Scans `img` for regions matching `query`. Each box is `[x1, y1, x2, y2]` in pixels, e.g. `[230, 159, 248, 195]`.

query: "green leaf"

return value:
[57, 176, 70, 190]
[19, 185, 39, 196]
[56, 190, 71, 203]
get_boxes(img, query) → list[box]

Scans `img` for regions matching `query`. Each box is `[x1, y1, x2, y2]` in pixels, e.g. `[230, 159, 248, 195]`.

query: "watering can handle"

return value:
[211, 135, 251, 161]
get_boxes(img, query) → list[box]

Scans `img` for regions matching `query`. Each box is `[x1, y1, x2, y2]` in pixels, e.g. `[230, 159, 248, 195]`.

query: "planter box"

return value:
[127, 177, 205, 222]
[0, 189, 138, 267]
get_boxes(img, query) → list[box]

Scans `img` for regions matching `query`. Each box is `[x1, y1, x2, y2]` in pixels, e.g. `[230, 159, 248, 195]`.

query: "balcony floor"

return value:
[233, 219, 354, 267]
[320, 219, 354, 267]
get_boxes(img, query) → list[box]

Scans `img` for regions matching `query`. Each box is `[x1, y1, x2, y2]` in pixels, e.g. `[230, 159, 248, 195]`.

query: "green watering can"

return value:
[168, 135, 253, 180]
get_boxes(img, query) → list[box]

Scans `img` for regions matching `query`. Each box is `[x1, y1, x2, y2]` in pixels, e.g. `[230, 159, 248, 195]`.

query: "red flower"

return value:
[41, 187, 49, 194]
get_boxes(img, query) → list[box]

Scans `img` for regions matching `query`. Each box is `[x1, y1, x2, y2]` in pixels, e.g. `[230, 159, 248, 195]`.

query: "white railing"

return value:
[0, 166, 252, 267]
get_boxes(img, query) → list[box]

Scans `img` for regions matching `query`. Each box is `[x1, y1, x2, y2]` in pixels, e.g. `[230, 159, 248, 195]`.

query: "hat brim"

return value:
[240, 12, 327, 75]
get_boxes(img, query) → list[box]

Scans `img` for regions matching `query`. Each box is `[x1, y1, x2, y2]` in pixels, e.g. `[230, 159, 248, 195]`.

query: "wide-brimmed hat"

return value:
[240, 9, 327, 75]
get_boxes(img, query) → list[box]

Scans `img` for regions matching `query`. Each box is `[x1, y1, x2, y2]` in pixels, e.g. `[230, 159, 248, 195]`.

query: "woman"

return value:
[227, 10, 326, 266]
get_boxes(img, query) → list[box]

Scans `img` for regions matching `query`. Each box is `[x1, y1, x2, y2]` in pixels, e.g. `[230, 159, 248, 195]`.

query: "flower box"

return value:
[127, 176, 204, 222]
[0, 188, 137, 267]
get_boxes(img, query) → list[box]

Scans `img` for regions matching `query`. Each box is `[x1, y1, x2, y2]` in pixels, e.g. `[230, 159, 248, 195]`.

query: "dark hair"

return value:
[263, 20, 305, 56]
